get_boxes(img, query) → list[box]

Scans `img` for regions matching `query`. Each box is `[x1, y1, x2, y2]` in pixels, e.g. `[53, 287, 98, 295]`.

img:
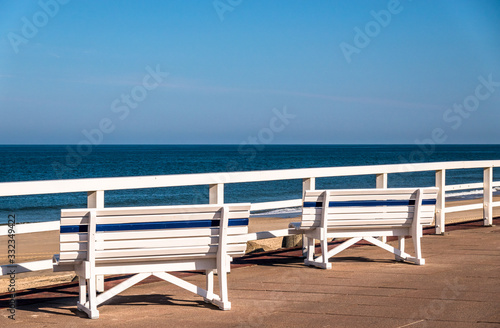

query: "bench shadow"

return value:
[101, 293, 220, 310]
[233, 244, 405, 268]
[11, 291, 222, 319]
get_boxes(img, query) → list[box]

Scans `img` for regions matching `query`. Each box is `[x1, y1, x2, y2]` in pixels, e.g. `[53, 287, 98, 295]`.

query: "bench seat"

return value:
[289, 188, 438, 269]
[53, 203, 251, 319]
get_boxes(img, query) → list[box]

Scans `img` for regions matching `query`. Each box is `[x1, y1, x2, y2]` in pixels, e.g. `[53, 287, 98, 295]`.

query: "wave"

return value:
[446, 187, 500, 199]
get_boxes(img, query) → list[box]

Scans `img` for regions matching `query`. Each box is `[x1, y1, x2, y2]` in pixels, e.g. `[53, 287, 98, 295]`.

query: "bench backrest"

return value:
[301, 188, 438, 230]
[58, 203, 251, 264]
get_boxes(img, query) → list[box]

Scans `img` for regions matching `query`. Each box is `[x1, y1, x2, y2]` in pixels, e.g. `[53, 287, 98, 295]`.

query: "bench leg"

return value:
[216, 264, 230, 310]
[204, 270, 214, 303]
[303, 236, 315, 267]
[395, 236, 405, 261]
[304, 233, 332, 270]
[78, 276, 87, 306]
[412, 235, 425, 265]
[320, 235, 332, 269]
[87, 275, 99, 319]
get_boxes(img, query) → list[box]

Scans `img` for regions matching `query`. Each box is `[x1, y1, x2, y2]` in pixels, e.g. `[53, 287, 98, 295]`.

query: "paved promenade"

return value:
[1, 219, 499, 327]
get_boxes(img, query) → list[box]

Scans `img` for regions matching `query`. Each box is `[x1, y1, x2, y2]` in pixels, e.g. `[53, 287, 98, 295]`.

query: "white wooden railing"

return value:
[1, 160, 499, 276]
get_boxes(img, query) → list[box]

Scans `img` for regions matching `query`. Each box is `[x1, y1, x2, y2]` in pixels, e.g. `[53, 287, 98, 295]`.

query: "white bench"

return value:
[53, 203, 251, 319]
[289, 188, 438, 269]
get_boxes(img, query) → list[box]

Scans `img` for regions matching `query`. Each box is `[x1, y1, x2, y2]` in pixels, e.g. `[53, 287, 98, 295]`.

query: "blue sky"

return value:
[1, 0, 499, 144]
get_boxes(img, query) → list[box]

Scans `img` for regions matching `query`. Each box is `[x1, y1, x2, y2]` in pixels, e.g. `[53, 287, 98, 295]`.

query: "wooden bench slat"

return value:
[302, 211, 428, 220]
[302, 206, 436, 215]
[304, 188, 438, 197]
[61, 211, 249, 226]
[59, 218, 248, 234]
[292, 188, 438, 269]
[61, 204, 251, 218]
[54, 203, 251, 317]
[61, 234, 247, 252]
[303, 194, 437, 203]
[92, 226, 248, 241]
[94, 244, 245, 259]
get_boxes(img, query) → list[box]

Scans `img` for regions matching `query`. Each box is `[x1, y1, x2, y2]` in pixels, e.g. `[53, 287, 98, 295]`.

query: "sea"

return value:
[1, 144, 499, 224]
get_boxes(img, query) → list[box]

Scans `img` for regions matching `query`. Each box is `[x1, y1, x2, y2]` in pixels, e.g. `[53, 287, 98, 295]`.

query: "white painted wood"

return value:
[445, 182, 484, 191]
[217, 207, 230, 310]
[55, 203, 250, 318]
[205, 270, 214, 303]
[325, 237, 362, 258]
[435, 169, 446, 235]
[2, 160, 499, 197]
[376, 174, 388, 243]
[290, 188, 436, 269]
[61, 211, 248, 226]
[61, 203, 250, 217]
[3, 160, 499, 277]
[319, 191, 330, 267]
[483, 167, 493, 226]
[0, 259, 53, 276]
[209, 183, 224, 205]
[302, 177, 316, 196]
[302, 178, 316, 256]
[87, 190, 104, 208]
[78, 276, 86, 306]
[95, 272, 151, 306]
[153, 271, 211, 299]
[302, 206, 435, 215]
[94, 226, 247, 241]
[93, 258, 217, 275]
[0, 221, 59, 236]
[363, 237, 417, 263]
[376, 173, 388, 189]
[444, 203, 484, 213]
[87, 191, 105, 293]
[396, 236, 405, 261]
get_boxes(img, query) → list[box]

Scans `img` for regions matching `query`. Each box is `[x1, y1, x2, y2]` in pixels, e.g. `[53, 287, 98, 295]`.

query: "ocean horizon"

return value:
[1, 144, 499, 224]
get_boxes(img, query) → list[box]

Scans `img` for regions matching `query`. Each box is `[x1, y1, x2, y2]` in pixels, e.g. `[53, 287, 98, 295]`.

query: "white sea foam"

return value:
[446, 186, 500, 199]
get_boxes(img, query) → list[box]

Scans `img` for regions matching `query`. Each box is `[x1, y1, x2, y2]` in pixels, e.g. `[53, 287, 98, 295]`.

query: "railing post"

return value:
[376, 173, 388, 242]
[483, 167, 493, 226]
[209, 183, 224, 204]
[87, 190, 105, 292]
[302, 177, 316, 197]
[87, 190, 104, 208]
[376, 173, 388, 189]
[300, 178, 316, 254]
[435, 170, 446, 235]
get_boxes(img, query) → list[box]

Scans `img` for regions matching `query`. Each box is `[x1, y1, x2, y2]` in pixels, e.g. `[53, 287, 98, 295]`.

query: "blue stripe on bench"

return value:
[303, 199, 437, 208]
[60, 218, 249, 234]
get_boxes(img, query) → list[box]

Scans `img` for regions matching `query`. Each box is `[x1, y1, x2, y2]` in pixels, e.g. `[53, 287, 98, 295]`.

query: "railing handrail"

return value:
[1, 160, 499, 197]
[1, 159, 499, 276]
